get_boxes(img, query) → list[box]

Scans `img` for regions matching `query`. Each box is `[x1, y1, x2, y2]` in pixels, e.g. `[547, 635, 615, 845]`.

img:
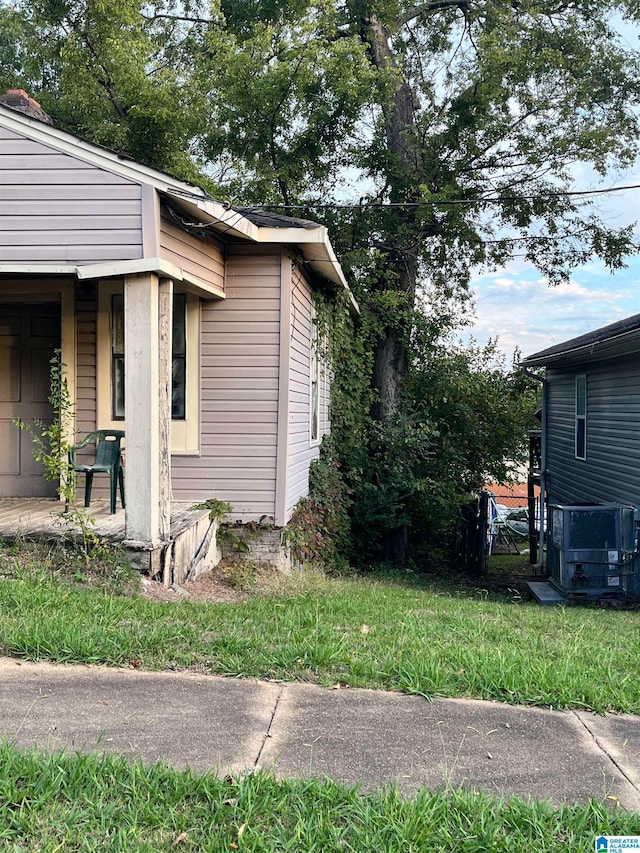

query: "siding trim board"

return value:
[141, 184, 161, 257]
[275, 254, 292, 526]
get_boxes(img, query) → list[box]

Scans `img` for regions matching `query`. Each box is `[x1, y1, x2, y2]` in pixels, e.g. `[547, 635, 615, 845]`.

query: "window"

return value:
[171, 294, 186, 420]
[575, 374, 586, 460]
[310, 312, 320, 445]
[109, 292, 187, 421]
[98, 282, 200, 454]
[111, 293, 125, 419]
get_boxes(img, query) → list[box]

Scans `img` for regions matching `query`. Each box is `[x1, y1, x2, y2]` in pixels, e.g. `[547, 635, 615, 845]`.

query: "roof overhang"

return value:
[0, 259, 225, 300]
[77, 258, 225, 299]
[0, 104, 358, 315]
[255, 225, 359, 317]
[521, 327, 640, 368]
[163, 193, 360, 317]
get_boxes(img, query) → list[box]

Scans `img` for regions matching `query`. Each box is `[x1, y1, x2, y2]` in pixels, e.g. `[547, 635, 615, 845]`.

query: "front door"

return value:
[0, 302, 62, 497]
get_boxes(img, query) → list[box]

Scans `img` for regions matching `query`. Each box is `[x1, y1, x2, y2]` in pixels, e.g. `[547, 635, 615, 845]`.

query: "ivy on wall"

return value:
[287, 270, 540, 570]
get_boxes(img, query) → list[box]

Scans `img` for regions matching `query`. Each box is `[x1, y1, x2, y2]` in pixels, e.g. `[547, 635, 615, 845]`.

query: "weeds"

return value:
[0, 539, 136, 596]
[0, 743, 636, 852]
[2, 543, 640, 712]
[13, 351, 99, 556]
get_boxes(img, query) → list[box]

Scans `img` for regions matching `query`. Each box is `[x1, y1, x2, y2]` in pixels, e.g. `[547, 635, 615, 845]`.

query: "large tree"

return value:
[2, 0, 639, 561]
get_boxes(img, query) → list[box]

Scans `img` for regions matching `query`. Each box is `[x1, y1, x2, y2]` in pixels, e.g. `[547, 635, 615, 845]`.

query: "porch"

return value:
[0, 498, 221, 585]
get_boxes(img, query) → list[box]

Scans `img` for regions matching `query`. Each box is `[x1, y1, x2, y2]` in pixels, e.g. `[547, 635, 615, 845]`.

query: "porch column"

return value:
[123, 272, 172, 545]
[158, 277, 173, 540]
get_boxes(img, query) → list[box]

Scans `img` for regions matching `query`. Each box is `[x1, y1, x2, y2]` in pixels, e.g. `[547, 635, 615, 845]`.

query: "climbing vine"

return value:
[283, 277, 373, 568]
[287, 270, 540, 569]
[14, 351, 100, 554]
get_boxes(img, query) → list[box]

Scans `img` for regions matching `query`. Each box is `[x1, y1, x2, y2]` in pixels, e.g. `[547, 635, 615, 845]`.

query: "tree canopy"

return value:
[2, 0, 639, 562]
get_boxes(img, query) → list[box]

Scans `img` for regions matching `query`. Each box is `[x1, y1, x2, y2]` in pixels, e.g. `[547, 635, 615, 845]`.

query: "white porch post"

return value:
[158, 277, 173, 540]
[123, 272, 172, 544]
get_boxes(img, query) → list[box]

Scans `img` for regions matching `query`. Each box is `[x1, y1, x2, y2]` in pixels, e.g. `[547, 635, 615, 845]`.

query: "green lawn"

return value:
[0, 742, 634, 852]
[1, 545, 640, 713]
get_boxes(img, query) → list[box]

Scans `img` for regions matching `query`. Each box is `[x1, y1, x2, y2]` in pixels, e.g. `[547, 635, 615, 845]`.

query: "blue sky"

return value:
[460, 13, 640, 363]
[461, 176, 640, 362]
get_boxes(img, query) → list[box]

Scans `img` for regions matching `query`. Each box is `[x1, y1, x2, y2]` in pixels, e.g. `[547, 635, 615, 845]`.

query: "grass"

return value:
[0, 742, 636, 852]
[2, 543, 640, 713]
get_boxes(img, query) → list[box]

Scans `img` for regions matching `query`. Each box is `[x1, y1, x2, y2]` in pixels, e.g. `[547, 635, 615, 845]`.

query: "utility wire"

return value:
[242, 182, 640, 210]
[166, 181, 640, 211]
[164, 184, 640, 250]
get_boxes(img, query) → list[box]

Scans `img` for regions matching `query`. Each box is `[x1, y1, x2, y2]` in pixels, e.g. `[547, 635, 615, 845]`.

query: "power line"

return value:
[165, 185, 640, 250]
[242, 182, 640, 211]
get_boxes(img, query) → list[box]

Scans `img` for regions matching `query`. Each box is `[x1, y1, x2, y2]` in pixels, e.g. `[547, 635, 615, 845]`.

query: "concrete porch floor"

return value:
[0, 499, 219, 584]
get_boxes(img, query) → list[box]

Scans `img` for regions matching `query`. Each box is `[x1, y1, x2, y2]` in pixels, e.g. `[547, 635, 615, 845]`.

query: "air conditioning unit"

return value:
[547, 504, 637, 600]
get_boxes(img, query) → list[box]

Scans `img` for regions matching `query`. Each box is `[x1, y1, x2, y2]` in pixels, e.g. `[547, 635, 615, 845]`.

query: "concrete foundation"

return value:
[125, 508, 222, 586]
[219, 523, 291, 573]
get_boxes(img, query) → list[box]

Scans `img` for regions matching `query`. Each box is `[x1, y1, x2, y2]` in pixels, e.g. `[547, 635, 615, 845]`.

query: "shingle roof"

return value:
[234, 209, 320, 229]
[522, 313, 640, 366]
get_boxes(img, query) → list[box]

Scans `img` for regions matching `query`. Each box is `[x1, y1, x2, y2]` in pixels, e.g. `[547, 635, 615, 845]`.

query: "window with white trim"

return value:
[310, 311, 320, 446]
[575, 374, 586, 460]
[97, 282, 200, 454]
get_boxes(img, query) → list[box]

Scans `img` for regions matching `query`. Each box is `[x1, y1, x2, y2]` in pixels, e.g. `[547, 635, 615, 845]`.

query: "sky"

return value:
[460, 177, 640, 363]
[462, 10, 640, 364]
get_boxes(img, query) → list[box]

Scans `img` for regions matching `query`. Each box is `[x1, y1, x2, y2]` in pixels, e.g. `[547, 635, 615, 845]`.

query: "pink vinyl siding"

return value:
[171, 245, 281, 520]
[159, 211, 225, 293]
[0, 127, 143, 264]
[285, 269, 330, 518]
[75, 286, 97, 439]
[74, 285, 113, 498]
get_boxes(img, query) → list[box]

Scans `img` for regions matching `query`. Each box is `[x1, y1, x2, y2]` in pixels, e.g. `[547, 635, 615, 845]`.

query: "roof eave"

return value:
[0, 104, 357, 313]
[521, 328, 640, 368]
[255, 225, 359, 317]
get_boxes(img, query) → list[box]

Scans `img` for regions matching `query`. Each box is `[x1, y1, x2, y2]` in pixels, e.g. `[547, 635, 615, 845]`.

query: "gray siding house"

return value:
[521, 313, 640, 510]
[0, 90, 357, 564]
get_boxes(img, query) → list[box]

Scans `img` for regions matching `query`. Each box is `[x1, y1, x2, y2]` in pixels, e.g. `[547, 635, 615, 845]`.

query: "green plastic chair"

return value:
[68, 430, 125, 514]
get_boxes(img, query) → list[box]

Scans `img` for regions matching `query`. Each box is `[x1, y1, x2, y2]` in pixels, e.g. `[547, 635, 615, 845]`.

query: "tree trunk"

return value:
[371, 326, 408, 422]
[364, 16, 421, 564]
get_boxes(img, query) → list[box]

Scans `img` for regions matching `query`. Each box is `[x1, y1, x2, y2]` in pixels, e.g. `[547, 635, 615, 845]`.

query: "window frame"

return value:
[575, 373, 587, 460]
[97, 280, 200, 456]
[309, 308, 321, 447]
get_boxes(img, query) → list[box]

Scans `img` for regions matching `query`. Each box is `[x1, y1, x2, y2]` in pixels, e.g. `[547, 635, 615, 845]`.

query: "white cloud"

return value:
[460, 256, 640, 360]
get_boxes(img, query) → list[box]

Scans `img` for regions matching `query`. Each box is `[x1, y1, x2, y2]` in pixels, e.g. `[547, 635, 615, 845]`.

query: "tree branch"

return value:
[65, 16, 128, 119]
[141, 13, 213, 24]
[398, 0, 470, 27]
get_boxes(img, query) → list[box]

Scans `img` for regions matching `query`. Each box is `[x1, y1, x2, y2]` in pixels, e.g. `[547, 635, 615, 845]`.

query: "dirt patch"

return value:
[138, 559, 331, 604]
[139, 559, 260, 604]
[186, 567, 250, 603]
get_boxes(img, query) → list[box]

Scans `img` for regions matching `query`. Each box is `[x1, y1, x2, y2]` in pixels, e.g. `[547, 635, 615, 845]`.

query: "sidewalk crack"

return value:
[254, 684, 284, 770]
[572, 710, 640, 795]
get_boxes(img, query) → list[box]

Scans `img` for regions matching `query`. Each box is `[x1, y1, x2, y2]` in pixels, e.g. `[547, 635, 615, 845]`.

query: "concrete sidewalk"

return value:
[1, 657, 639, 811]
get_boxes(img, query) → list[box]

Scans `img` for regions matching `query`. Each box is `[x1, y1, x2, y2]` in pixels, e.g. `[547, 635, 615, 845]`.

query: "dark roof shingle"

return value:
[235, 208, 320, 229]
[522, 313, 640, 366]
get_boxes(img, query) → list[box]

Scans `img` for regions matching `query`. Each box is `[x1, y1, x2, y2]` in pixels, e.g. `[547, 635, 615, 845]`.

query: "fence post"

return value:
[527, 477, 538, 565]
[476, 491, 489, 576]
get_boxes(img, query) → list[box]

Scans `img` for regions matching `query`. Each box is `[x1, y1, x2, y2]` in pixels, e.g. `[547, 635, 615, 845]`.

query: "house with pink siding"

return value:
[0, 91, 357, 576]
